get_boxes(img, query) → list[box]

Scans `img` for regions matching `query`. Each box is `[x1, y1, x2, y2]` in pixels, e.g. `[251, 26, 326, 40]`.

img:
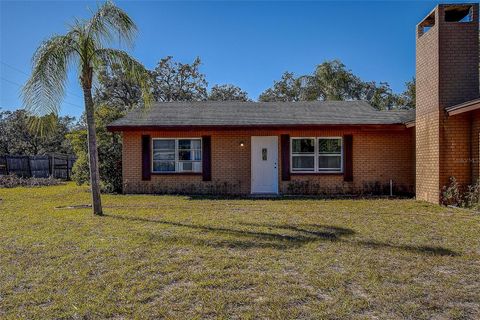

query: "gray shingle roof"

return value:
[108, 101, 415, 129]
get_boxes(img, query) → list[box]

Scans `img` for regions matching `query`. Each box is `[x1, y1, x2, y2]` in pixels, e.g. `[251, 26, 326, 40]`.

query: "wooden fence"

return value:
[0, 154, 76, 180]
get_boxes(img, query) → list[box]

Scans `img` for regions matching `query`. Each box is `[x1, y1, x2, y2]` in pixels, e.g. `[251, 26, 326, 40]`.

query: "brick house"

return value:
[108, 3, 479, 203]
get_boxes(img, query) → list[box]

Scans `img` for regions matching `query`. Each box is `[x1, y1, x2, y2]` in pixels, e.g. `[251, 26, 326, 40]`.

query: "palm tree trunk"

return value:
[83, 83, 103, 216]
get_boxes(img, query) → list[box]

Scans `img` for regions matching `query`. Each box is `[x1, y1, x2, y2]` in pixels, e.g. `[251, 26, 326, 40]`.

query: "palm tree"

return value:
[23, 1, 151, 215]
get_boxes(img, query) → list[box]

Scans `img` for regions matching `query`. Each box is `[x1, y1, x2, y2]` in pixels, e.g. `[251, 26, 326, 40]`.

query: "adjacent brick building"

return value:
[415, 3, 479, 203]
[109, 3, 479, 203]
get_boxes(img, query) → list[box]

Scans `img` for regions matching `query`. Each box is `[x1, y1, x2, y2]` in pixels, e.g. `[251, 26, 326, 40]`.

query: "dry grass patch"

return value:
[0, 183, 479, 319]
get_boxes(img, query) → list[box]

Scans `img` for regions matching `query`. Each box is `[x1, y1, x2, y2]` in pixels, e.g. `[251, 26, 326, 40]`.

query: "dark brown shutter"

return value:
[344, 134, 353, 182]
[141, 135, 151, 181]
[202, 136, 212, 181]
[281, 134, 290, 181]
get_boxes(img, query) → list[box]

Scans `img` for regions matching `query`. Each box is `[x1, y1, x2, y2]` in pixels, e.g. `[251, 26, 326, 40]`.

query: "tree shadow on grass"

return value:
[241, 222, 355, 239]
[356, 240, 459, 256]
[104, 214, 350, 249]
[103, 214, 458, 256]
[241, 222, 458, 256]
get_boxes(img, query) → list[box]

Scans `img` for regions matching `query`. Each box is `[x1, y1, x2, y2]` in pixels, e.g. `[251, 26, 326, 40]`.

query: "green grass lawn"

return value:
[1, 183, 479, 319]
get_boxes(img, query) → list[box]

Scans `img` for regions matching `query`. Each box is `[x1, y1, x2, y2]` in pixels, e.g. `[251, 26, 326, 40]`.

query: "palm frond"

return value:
[87, 0, 137, 48]
[28, 113, 58, 137]
[22, 33, 78, 118]
[94, 48, 152, 107]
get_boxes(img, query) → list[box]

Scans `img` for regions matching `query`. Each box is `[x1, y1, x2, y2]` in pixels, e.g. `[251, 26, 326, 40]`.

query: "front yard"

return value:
[0, 184, 479, 319]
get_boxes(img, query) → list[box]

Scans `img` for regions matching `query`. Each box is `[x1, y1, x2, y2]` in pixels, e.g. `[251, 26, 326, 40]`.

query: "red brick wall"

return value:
[416, 4, 479, 203]
[441, 113, 472, 189]
[438, 5, 479, 108]
[122, 127, 415, 195]
[471, 110, 480, 183]
[438, 4, 479, 192]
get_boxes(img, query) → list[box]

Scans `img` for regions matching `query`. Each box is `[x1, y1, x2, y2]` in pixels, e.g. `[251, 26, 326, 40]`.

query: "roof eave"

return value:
[107, 123, 409, 132]
[404, 120, 416, 128]
[446, 98, 480, 116]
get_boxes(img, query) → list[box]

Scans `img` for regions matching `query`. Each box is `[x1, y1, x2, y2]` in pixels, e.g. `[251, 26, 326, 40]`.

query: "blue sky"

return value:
[0, 1, 463, 118]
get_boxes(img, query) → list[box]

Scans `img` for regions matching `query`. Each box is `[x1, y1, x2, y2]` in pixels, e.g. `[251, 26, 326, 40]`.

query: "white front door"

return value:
[251, 136, 279, 194]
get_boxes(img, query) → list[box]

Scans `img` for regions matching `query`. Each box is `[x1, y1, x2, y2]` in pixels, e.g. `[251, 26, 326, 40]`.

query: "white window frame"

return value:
[317, 137, 343, 173]
[151, 138, 202, 173]
[290, 137, 343, 173]
[290, 137, 316, 172]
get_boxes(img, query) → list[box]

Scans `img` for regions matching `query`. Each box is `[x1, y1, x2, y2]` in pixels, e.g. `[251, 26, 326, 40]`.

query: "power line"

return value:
[0, 60, 84, 99]
[0, 76, 84, 110]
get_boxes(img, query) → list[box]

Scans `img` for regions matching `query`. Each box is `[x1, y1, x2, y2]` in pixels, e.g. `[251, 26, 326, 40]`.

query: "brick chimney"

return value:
[415, 4, 479, 203]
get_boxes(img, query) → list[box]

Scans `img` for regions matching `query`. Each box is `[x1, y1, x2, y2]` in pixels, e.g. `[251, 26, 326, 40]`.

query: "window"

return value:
[152, 138, 202, 173]
[152, 139, 175, 172]
[292, 138, 315, 171]
[318, 138, 342, 172]
[262, 148, 268, 161]
[291, 137, 343, 173]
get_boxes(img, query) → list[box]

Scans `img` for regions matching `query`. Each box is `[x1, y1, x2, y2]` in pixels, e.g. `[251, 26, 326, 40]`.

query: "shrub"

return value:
[441, 177, 480, 210]
[71, 152, 90, 185]
[441, 177, 462, 206]
[463, 180, 480, 209]
[67, 104, 124, 193]
[0, 174, 63, 188]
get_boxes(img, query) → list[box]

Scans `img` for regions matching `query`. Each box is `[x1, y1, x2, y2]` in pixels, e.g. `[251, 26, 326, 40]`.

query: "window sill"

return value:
[151, 172, 202, 176]
[290, 172, 343, 176]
